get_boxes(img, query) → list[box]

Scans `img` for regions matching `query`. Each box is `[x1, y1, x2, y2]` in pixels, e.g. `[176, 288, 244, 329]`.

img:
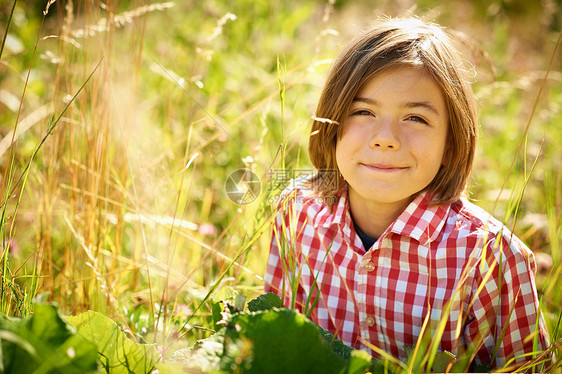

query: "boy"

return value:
[265, 17, 549, 369]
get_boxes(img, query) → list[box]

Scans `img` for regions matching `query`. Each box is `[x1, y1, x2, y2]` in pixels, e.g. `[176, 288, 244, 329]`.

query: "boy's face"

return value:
[336, 66, 448, 212]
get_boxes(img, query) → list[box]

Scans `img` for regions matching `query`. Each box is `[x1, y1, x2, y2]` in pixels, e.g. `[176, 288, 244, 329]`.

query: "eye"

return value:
[406, 115, 429, 125]
[351, 109, 373, 116]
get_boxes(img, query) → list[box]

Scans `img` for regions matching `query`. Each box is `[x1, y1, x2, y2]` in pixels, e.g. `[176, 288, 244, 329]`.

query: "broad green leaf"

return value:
[160, 334, 224, 373]
[342, 350, 374, 374]
[431, 351, 456, 373]
[473, 363, 493, 372]
[404, 345, 456, 373]
[368, 357, 388, 374]
[66, 310, 159, 374]
[166, 296, 371, 373]
[223, 308, 371, 374]
[0, 304, 98, 374]
[234, 294, 247, 312]
[246, 292, 282, 312]
[211, 286, 238, 303]
[211, 300, 224, 332]
[211, 286, 246, 331]
[314, 323, 354, 360]
[154, 362, 200, 374]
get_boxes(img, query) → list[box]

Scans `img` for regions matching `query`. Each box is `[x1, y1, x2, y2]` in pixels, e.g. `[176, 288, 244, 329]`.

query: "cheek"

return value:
[411, 131, 446, 157]
[335, 140, 350, 173]
[335, 141, 344, 167]
[336, 124, 361, 154]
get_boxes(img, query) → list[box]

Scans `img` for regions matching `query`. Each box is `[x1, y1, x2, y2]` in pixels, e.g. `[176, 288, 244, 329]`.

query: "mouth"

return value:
[361, 163, 408, 172]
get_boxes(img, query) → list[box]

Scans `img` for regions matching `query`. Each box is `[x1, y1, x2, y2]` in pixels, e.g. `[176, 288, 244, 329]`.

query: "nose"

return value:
[369, 117, 400, 150]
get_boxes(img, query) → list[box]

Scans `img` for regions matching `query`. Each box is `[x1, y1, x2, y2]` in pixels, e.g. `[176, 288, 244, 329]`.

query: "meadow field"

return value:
[0, 0, 561, 372]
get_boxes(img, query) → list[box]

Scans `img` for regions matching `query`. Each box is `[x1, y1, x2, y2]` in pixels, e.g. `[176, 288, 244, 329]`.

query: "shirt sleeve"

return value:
[263, 211, 290, 304]
[464, 232, 550, 368]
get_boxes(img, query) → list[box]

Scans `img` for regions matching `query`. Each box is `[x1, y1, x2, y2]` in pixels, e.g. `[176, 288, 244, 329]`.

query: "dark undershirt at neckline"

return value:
[352, 218, 378, 251]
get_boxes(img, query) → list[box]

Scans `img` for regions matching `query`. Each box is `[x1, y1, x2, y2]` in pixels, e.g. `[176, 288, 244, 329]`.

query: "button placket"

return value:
[371, 238, 386, 352]
[357, 253, 371, 348]
[360, 255, 376, 272]
[363, 262, 375, 272]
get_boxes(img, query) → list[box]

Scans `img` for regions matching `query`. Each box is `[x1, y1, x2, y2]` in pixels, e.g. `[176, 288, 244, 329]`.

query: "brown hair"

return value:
[308, 17, 478, 206]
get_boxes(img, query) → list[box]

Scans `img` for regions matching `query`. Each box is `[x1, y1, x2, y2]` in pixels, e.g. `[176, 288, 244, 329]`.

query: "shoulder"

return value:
[272, 184, 338, 227]
[449, 198, 503, 234]
[275, 184, 326, 211]
[447, 198, 534, 264]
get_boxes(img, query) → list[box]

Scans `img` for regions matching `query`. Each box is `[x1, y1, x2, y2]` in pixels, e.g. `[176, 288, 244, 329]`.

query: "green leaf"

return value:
[246, 292, 282, 312]
[211, 299, 224, 332]
[211, 286, 246, 331]
[473, 363, 492, 373]
[211, 286, 238, 303]
[314, 323, 354, 360]
[368, 357, 389, 374]
[404, 345, 456, 373]
[153, 362, 208, 374]
[222, 308, 370, 374]
[0, 304, 98, 374]
[167, 301, 371, 373]
[159, 334, 225, 374]
[66, 310, 159, 374]
[341, 350, 374, 374]
[431, 351, 455, 373]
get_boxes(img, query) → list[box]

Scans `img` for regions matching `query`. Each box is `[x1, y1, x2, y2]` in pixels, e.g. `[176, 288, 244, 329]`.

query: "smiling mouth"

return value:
[361, 163, 408, 172]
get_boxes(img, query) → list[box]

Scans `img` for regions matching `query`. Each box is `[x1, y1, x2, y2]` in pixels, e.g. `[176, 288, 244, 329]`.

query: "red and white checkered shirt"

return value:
[264, 186, 549, 367]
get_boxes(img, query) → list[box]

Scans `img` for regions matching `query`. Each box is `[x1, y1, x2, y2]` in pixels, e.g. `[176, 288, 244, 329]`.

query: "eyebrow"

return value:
[352, 97, 441, 115]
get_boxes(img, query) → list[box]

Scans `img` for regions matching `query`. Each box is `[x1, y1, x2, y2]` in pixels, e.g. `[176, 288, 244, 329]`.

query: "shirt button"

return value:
[363, 262, 375, 272]
[365, 316, 375, 327]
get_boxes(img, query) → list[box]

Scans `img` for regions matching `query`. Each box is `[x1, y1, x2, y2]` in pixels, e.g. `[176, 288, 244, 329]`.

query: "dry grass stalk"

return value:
[70, 2, 175, 39]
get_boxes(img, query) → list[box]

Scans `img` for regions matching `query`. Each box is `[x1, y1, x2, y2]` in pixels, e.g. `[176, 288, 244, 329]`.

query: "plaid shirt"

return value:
[264, 187, 549, 367]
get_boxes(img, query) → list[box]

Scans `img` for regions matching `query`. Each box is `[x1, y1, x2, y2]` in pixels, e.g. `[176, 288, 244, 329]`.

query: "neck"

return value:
[347, 189, 412, 238]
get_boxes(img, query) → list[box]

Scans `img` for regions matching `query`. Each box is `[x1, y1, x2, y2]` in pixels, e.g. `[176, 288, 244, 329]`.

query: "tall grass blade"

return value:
[175, 211, 276, 336]
[0, 58, 104, 209]
[359, 337, 408, 373]
[303, 239, 334, 318]
[0, 0, 17, 60]
[490, 290, 520, 364]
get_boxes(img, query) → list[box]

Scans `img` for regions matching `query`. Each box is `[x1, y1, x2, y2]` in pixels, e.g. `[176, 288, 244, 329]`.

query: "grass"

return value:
[0, 0, 561, 372]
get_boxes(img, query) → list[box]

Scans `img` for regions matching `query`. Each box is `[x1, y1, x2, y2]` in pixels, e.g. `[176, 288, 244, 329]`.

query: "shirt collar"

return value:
[314, 188, 450, 245]
[388, 191, 450, 245]
[313, 188, 349, 229]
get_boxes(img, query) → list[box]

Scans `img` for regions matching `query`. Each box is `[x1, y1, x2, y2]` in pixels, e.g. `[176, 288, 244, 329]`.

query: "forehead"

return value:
[354, 66, 446, 110]
[361, 66, 428, 89]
